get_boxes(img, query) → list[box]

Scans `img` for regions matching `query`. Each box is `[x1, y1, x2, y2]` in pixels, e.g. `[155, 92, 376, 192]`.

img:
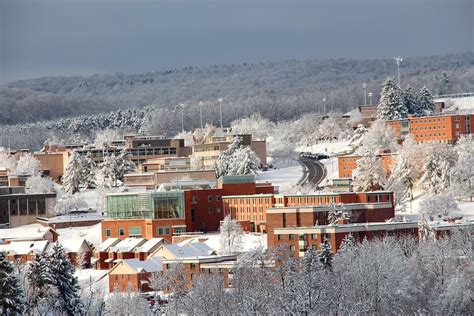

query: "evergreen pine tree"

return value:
[63, 151, 84, 194]
[417, 86, 435, 115]
[377, 78, 407, 120]
[26, 253, 55, 313]
[97, 154, 120, 188]
[214, 137, 243, 177]
[0, 251, 25, 314]
[339, 234, 356, 253]
[81, 151, 97, 189]
[327, 202, 338, 225]
[47, 243, 84, 315]
[301, 246, 319, 273]
[318, 240, 333, 269]
[402, 85, 419, 115]
[228, 146, 260, 176]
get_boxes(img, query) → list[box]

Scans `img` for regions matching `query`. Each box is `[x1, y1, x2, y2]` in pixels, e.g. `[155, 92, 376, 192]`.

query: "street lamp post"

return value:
[218, 98, 223, 128]
[362, 83, 367, 106]
[322, 98, 327, 116]
[199, 101, 204, 129]
[368, 92, 373, 105]
[395, 56, 403, 86]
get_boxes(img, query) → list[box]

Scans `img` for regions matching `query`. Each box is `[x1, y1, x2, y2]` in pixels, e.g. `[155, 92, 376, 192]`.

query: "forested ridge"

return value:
[1, 52, 473, 126]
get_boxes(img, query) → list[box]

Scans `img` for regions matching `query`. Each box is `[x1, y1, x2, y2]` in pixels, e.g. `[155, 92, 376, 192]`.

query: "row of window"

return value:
[191, 195, 221, 203]
[104, 226, 174, 237]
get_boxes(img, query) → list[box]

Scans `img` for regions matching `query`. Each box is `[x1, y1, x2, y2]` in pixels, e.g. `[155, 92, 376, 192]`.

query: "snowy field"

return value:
[258, 159, 303, 193]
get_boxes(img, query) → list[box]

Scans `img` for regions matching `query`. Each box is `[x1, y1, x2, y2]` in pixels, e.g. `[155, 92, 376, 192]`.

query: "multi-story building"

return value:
[386, 113, 474, 143]
[76, 136, 191, 164]
[337, 151, 396, 178]
[102, 175, 275, 241]
[192, 132, 267, 169]
[222, 191, 394, 233]
[0, 186, 56, 228]
[124, 169, 217, 190]
[138, 157, 191, 173]
[34, 144, 70, 182]
[270, 221, 419, 256]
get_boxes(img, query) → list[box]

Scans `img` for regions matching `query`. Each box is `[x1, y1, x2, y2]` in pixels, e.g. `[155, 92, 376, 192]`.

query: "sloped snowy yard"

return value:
[296, 139, 351, 156]
[258, 159, 303, 193]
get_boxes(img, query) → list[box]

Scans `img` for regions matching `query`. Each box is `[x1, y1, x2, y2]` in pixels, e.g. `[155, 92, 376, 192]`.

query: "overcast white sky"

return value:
[1, 0, 472, 83]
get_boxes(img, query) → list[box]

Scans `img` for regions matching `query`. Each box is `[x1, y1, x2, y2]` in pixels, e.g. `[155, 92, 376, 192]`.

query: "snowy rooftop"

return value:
[59, 238, 89, 253]
[0, 240, 50, 255]
[97, 238, 121, 252]
[0, 226, 57, 242]
[109, 238, 146, 252]
[135, 238, 166, 253]
[115, 257, 163, 273]
[160, 242, 215, 259]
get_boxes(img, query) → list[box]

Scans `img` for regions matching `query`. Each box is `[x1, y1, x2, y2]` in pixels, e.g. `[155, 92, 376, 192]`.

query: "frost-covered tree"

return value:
[47, 243, 84, 315]
[438, 72, 453, 95]
[0, 149, 17, 171]
[318, 240, 333, 269]
[231, 113, 275, 141]
[81, 152, 97, 189]
[25, 254, 54, 313]
[93, 128, 123, 148]
[451, 135, 474, 201]
[214, 136, 242, 177]
[25, 175, 56, 194]
[116, 149, 136, 181]
[97, 154, 121, 188]
[388, 153, 419, 203]
[219, 215, 244, 255]
[348, 124, 368, 150]
[229, 146, 260, 176]
[417, 86, 435, 115]
[377, 78, 407, 120]
[12, 153, 41, 176]
[327, 203, 349, 225]
[106, 284, 151, 316]
[63, 151, 84, 194]
[420, 143, 457, 194]
[402, 85, 420, 115]
[352, 153, 386, 192]
[338, 234, 356, 252]
[0, 251, 25, 315]
[419, 194, 458, 221]
[356, 120, 399, 155]
[55, 194, 88, 215]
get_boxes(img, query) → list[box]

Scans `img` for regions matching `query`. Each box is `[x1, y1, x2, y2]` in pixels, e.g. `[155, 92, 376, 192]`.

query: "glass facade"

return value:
[106, 191, 184, 219]
[218, 174, 255, 184]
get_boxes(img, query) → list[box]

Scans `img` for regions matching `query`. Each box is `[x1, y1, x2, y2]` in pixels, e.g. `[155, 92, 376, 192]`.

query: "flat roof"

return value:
[274, 221, 418, 234]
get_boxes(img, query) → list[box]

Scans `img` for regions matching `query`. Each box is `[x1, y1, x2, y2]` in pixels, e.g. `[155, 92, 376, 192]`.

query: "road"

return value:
[297, 157, 327, 187]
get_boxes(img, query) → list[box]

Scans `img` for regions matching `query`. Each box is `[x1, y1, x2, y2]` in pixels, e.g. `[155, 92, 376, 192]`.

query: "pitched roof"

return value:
[59, 238, 91, 253]
[135, 238, 167, 253]
[109, 238, 146, 252]
[0, 240, 50, 256]
[0, 226, 57, 242]
[98, 238, 121, 252]
[159, 242, 215, 259]
[110, 257, 163, 274]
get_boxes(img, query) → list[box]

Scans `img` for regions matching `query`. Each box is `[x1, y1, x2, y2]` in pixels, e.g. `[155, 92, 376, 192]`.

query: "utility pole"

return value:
[218, 98, 223, 128]
[362, 83, 367, 106]
[395, 56, 403, 86]
[199, 101, 204, 129]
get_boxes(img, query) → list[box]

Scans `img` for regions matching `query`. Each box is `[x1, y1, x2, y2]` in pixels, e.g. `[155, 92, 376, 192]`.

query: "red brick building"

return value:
[337, 152, 396, 178]
[386, 113, 474, 144]
[223, 191, 394, 233]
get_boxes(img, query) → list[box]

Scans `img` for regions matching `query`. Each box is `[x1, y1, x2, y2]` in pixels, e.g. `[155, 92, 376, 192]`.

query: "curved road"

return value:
[297, 158, 327, 187]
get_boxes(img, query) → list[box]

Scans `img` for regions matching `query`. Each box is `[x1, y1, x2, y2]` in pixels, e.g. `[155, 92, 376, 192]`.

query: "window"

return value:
[289, 234, 295, 240]
[311, 233, 317, 240]
[129, 226, 142, 237]
[277, 234, 283, 241]
[190, 263, 196, 269]
[216, 196, 221, 201]
[208, 207, 213, 213]
[208, 196, 213, 202]
[191, 209, 196, 222]
[118, 228, 125, 236]
[216, 207, 221, 213]
[105, 229, 111, 237]
[192, 196, 197, 204]
[290, 245, 295, 251]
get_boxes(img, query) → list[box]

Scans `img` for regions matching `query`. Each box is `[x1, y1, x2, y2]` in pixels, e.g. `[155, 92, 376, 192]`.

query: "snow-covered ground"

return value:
[296, 139, 351, 156]
[258, 159, 302, 193]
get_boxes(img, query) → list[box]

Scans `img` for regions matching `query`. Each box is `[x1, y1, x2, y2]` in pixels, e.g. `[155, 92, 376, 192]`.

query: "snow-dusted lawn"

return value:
[319, 157, 338, 184]
[258, 159, 302, 193]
